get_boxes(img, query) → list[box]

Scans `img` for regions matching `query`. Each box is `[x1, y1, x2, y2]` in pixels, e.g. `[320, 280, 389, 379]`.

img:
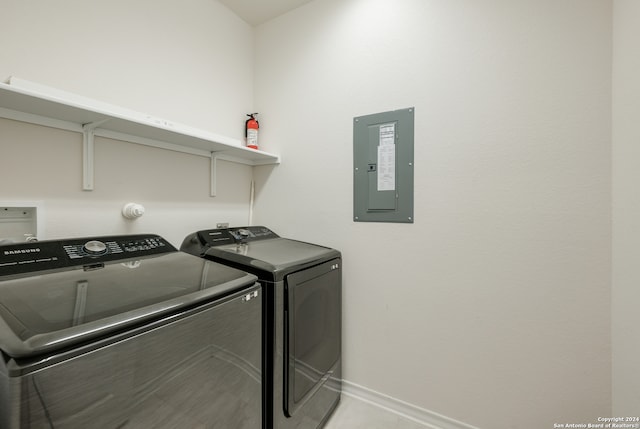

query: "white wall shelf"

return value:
[0, 77, 280, 196]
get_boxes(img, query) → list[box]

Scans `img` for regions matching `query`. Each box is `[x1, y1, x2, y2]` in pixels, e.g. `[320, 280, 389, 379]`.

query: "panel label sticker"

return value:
[377, 123, 396, 191]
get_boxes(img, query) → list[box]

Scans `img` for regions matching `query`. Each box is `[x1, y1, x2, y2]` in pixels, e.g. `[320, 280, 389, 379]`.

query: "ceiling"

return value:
[217, 0, 315, 26]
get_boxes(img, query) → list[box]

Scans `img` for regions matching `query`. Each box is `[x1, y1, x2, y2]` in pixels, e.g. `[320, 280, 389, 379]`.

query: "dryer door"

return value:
[284, 258, 341, 417]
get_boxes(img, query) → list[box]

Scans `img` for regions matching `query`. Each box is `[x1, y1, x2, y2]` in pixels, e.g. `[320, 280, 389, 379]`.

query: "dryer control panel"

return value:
[0, 234, 176, 277]
[195, 226, 279, 248]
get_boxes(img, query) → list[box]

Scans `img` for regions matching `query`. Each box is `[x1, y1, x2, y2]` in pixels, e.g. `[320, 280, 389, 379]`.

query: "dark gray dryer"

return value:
[181, 226, 342, 429]
[0, 234, 262, 429]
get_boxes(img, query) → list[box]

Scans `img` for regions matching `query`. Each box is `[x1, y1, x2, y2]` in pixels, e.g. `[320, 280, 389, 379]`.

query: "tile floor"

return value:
[323, 395, 428, 429]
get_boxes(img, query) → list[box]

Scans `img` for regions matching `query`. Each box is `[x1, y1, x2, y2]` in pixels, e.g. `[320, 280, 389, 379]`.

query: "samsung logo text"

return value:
[4, 248, 41, 255]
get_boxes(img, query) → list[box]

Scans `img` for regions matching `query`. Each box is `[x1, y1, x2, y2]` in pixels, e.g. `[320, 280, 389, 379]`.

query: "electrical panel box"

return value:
[353, 107, 414, 223]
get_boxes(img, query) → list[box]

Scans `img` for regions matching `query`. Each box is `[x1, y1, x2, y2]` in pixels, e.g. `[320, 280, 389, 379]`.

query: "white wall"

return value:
[0, 0, 624, 426]
[0, 0, 255, 246]
[612, 0, 640, 416]
[253, 1, 612, 427]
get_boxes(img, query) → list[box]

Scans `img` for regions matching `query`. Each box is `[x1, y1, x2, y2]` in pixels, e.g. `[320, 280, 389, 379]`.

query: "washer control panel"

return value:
[0, 234, 176, 277]
[63, 236, 168, 260]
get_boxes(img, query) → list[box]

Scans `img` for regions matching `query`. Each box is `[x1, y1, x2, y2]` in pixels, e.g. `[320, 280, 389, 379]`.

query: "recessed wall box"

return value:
[353, 107, 414, 223]
[0, 202, 43, 243]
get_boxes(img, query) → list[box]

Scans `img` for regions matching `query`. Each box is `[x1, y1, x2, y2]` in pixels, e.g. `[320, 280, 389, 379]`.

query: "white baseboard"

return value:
[341, 380, 481, 429]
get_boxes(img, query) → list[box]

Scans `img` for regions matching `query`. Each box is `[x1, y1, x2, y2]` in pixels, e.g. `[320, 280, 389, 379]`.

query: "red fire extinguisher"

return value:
[245, 113, 259, 150]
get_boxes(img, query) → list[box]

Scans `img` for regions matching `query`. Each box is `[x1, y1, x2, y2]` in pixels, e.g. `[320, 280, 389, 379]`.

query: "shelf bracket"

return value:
[82, 119, 110, 191]
[82, 127, 95, 191]
[210, 153, 218, 197]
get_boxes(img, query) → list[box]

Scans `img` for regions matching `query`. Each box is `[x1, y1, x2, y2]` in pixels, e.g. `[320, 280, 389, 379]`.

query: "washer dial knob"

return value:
[83, 240, 107, 255]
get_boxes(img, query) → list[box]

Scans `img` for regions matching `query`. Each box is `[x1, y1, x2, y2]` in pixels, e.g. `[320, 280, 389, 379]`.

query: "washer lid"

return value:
[0, 249, 256, 358]
[204, 238, 340, 279]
